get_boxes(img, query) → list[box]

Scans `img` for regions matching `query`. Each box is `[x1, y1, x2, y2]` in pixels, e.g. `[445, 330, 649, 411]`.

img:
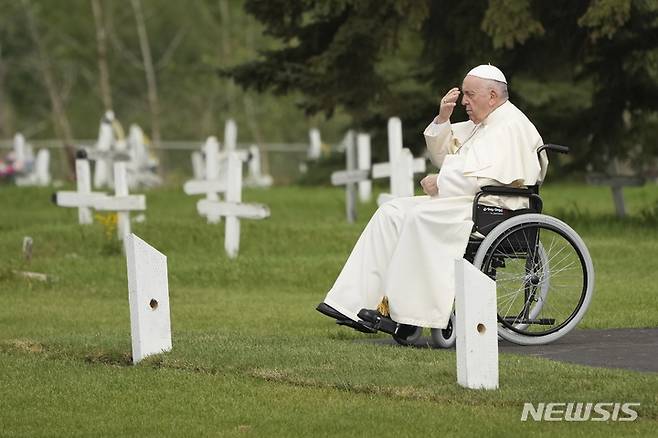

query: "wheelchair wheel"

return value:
[393, 326, 423, 346]
[473, 214, 594, 345]
[430, 312, 456, 348]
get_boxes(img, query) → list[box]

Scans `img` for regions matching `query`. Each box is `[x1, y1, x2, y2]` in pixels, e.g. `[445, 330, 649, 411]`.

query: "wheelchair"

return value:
[397, 144, 595, 347]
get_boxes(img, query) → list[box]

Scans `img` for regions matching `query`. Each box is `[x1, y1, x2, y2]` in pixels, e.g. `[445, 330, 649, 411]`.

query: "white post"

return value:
[75, 152, 93, 224]
[345, 131, 357, 223]
[94, 111, 115, 188]
[224, 119, 237, 153]
[125, 233, 172, 364]
[387, 117, 403, 166]
[34, 149, 51, 186]
[455, 259, 499, 390]
[191, 151, 204, 179]
[308, 128, 322, 160]
[356, 133, 372, 202]
[225, 152, 242, 258]
[114, 162, 131, 241]
[13, 133, 26, 172]
[391, 148, 414, 198]
[205, 137, 221, 224]
[387, 117, 404, 198]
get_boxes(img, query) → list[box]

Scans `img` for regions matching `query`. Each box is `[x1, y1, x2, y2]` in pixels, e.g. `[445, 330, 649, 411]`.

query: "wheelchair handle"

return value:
[538, 144, 569, 155]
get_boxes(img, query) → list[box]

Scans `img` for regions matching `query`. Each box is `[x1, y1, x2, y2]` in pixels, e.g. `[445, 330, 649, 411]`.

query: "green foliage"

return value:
[229, 0, 658, 173]
[481, 0, 545, 49]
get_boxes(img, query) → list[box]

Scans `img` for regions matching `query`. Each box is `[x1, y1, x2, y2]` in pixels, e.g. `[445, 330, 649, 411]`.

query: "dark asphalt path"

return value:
[363, 328, 658, 373]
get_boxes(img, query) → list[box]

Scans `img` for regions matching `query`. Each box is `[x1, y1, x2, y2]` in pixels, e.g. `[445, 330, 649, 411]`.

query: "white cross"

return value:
[184, 137, 226, 223]
[331, 131, 364, 223]
[56, 158, 145, 240]
[371, 117, 426, 205]
[197, 152, 270, 258]
[94, 162, 146, 241]
[53, 151, 108, 224]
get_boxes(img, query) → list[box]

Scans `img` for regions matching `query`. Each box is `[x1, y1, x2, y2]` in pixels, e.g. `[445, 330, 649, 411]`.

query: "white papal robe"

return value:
[324, 101, 546, 329]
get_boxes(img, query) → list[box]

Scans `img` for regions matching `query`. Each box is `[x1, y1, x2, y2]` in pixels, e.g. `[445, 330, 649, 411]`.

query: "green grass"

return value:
[0, 182, 657, 436]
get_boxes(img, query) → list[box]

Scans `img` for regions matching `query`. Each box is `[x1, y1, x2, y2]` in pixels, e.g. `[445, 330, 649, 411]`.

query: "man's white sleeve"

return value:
[423, 121, 455, 167]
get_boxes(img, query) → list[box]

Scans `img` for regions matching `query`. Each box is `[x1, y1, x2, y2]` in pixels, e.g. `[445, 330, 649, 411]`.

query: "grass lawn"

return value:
[1, 182, 657, 436]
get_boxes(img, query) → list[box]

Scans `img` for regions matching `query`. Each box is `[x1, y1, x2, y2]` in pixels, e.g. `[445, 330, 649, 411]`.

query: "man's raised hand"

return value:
[435, 87, 461, 124]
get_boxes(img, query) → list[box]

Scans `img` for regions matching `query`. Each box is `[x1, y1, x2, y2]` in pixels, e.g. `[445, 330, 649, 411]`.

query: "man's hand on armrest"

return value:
[420, 174, 439, 197]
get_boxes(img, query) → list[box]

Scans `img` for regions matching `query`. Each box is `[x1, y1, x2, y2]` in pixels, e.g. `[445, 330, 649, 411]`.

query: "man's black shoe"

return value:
[316, 302, 347, 320]
[317, 303, 377, 334]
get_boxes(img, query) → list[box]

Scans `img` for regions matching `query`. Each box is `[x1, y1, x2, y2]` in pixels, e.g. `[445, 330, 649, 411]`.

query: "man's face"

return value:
[461, 75, 494, 124]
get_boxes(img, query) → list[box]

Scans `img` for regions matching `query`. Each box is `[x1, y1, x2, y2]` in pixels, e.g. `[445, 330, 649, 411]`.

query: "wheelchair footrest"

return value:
[357, 309, 399, 335]
[501, 317, 556, 325]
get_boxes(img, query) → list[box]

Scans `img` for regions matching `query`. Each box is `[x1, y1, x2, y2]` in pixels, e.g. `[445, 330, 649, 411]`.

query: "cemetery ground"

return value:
[1, 182, 657, 436]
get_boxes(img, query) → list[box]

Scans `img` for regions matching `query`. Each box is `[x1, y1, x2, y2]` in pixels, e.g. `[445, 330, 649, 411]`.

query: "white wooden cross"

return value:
[184, 136, 226, 224]
[454, 259, 499, 390]
[330, 131, 367, 223]
[372, 117, 426, 205]
[56, 160, 145, 240]
[94, 162, 146, 241]
[125, 233, 172, 364]
[197, 152, 270, 258]
[356, 133, 372, 202]
[53, 150, 106, 224]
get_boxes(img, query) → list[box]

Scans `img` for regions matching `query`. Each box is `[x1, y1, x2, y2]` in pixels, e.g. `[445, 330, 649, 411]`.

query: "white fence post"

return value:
[125, 233, 172, 364]
[455, 259, 499, 390]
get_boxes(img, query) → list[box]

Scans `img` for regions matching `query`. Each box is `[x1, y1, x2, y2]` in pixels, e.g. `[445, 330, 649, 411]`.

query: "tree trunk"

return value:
[241, 15, 270, 175]
[22, 0, 75, 179]
[219, 0, 235, 114]
[0, 44, 10, 138]
[91, 0, 113, 112]
[130, 0, 165, 177]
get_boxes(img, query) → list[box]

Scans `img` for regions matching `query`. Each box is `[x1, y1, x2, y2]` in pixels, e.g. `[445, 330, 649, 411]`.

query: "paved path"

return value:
[364, 328, 658, 373]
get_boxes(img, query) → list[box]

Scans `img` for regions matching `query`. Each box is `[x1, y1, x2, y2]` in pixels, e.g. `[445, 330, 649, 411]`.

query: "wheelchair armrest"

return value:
[479, 185, 533, 196]
[538, 144, 569, 155]
[473, 186, 543, 226]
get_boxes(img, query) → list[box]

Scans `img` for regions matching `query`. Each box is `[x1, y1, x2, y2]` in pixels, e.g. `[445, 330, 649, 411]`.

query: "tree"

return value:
[227, 0, 658, 172]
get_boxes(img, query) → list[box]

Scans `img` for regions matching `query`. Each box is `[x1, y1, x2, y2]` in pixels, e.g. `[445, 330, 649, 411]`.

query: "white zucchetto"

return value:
[466, 64, 507, 84]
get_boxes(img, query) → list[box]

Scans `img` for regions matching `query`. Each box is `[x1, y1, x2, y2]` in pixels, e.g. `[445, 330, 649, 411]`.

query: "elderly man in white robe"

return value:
[316, 64, 548, 339]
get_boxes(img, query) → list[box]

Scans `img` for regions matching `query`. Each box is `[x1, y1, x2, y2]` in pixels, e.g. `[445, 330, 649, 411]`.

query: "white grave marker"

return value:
[93, 111, 115, 188]
[13, 133, 26, 172]
[308, 128, 322, 160]
[330, 131, 365, 223]
[184, 137, 225, 224]
[245, 145, 273, 187]
[125, 233, 171, 364]
[356, 133, 372, 202]
[54, 155, 145, 236]
[454, 259, 499, 390]
[197, 152, 270, 258]
[191, 151, 204, 179]
[372, 117, 426, 205]
[53, 151, 107, 223]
